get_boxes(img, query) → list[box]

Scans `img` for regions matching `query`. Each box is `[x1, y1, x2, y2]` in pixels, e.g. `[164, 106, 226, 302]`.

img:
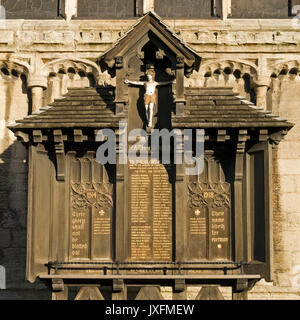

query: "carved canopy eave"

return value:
[100, 11, 201, 74]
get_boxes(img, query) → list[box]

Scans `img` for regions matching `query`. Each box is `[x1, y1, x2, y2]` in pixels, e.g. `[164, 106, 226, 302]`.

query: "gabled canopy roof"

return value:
[8, 86, 293, 132]
[172, 87, 294, 130]
[101, 11, 201, 72]
[8, 87, 124, 130]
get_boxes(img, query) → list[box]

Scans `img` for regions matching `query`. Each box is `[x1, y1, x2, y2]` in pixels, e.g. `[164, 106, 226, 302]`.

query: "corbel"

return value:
[174, 279, 186, 292]
[217, 129, 230, 142]
[104, 58, 115, 69]
[234, 279, 248, 292]
[53, 129, 67, 143]
[52, 278, 65, 292]
[259, 129, 268, 142]
[74, 129, 88, 142]
[33, 130, 48, 143]
[113, 279, 124, 292]
[51, 278, 68, 300]
[237, 129, 249, 154]
[269, 129, 288, 147]
[14, 131, 29, 143]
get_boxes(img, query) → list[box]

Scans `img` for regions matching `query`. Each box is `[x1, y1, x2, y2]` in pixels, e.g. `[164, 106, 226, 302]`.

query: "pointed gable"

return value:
[101, 11, 201, 74]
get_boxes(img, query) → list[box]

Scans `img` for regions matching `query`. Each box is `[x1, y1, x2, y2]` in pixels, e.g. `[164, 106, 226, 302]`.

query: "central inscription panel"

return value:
[128, 162, 173, 261]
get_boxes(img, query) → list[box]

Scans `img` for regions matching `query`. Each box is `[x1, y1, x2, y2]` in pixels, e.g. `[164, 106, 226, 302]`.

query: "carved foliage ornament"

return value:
[188, 182, 231, 209]
[71, 182, 113, 210]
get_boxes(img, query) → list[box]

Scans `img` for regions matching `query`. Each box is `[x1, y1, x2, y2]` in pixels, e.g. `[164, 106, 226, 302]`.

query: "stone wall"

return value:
[231, 0, 294, 19]
[77, 0, 136, 19]
[2, 0, 60, 20]
[154, 0, 213, 19]
[0, 18, 300, 299]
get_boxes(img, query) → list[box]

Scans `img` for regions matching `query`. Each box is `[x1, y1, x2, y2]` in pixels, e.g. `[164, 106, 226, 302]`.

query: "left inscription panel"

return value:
[70, 154, 114, 261]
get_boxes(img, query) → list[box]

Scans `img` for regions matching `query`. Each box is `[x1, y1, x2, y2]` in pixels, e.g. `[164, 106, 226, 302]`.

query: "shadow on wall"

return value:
[0, 141, 50, 299]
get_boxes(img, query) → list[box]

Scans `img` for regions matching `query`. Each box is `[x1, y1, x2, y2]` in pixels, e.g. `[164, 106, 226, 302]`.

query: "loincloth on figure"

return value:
[144, 93, 157, 105]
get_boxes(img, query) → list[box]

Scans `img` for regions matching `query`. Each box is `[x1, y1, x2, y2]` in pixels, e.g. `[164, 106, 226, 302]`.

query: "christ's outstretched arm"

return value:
[124, 79, 144, 86]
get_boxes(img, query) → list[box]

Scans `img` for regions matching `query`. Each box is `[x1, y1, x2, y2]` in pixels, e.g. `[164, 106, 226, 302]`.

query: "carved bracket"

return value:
[234, 279, 248, 292]
[113, 279, 124, 292]
[217, 130, 230, 142]
[14, 131, 29, 143]
[259, 129, 269, 142]
[33, 130, 48, 143]
[174, 279, 186, 292]
[52, 278, 64, 292]
[269, 129, 288, 147]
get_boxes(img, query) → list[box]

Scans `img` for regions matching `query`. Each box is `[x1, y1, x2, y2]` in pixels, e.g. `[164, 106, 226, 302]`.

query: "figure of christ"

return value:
[124, 73, 174, 127]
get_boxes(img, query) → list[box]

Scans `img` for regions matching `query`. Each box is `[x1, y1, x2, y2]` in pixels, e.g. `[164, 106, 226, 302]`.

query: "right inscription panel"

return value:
[187, 181, 231, 261]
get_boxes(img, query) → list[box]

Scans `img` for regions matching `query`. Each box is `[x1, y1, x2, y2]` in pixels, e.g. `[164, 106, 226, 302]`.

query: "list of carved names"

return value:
[129, 163, 172, 261]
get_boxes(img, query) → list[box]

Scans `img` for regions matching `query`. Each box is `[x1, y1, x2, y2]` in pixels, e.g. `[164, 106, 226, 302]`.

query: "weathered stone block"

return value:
[0, 31, 14, 44]
[278, 160, 300, 175]
[281, 193, 300, 213]
[287, 213, 300, 231]
[279, 175, 295, 193]
[276, 274, 293, 287]
[274, 251, 293, 272]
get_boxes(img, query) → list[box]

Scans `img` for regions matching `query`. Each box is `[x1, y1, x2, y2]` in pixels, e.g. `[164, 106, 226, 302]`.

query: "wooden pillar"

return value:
[175, 56, 185, 115]
[115, 56, 126, 114]
[175, 129, 186, 262]
[115, 129, 126, 261]
[234, 131, 248, 262]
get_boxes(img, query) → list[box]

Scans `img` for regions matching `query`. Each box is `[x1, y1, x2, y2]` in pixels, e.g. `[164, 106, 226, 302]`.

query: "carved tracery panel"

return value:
[69, 153, 114, 261]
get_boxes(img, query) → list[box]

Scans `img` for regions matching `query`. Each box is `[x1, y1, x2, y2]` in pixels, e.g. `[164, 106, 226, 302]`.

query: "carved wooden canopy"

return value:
[100, 11, 201, 76]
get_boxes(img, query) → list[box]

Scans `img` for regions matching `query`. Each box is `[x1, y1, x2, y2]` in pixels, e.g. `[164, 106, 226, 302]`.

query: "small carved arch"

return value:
[43, 58, 102, 86]
[269, 60, 300, 79]
[199, 59, 258, 79]
[0, 60, 29, 80]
